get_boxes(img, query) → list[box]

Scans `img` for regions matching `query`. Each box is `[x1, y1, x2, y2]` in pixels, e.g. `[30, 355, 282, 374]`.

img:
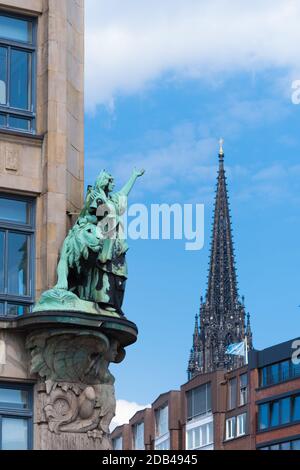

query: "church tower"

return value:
[188, 141, 253, 379]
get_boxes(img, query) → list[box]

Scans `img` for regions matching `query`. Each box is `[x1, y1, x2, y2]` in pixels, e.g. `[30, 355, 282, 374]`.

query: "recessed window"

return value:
[0, 12, 35, 133]
[187, 382, 211, 420]
[239, 373, 248, 406]
[228, 378, 237, 410]
[0, 383, 33, 450]
[133, 421, 144, 450]
[225, 416, 236, 440]
[237, 413, 246, 437]
[0, 194, 35, 316]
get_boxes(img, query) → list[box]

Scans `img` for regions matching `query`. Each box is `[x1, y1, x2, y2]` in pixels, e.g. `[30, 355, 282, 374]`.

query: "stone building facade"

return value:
[0, 0, 84, 449]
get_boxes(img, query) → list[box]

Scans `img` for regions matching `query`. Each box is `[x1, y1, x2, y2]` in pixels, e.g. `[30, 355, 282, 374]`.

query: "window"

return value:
[0, 12, 36, 133]
[281, 398, 291, 424]
[0, 194, 35, 316]
[225, 417, 236, 440]
[155, 405, 168, 438]
[237, 413, 246, 436]
[270, 401, 279, 427]
[187, 383, 211, 420]
[186, 421, 213, 450]
[112, 436, 122, 450]
[258, 395, 300, 431]
[259, 359, 300, 387]
[155, 437, 169, 450]
[228, 378, 237, 410]
[258, 403, 269, 430]
[292, 395, 300, 421]
[239, 374, 248, 406]
[259, 439, 300, 451]
[133, 421, 144, 450]
[0, 383, 33, 449]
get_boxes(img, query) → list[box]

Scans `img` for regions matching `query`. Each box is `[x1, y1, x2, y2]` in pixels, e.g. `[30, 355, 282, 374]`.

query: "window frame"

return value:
[186, 382, 212, 420]
[0, 193, 35, 316]
[239, 373, 248, 406]
[0, 382, 33, 450]
[0, 10, 37, 134]
[225, 416, 236, 440]
[228, 377, 237, 410]
[236, 413, 247, 437]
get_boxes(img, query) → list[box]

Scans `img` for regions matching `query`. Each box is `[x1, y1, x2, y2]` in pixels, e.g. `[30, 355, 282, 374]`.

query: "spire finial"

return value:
[219, 138, 224, 157]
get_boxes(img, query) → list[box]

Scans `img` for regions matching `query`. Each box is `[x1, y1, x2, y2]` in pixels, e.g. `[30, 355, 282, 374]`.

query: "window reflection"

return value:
[0, 47, 7, 105]
[2, 417, 28, 450]
[0, 388, 29, 408]
[0, 15, 32, 43]
[0, 231, 4, 292]
[10, 50, 29, 110]
[8, 232, 29, 296]
[0, 198, 29, 223]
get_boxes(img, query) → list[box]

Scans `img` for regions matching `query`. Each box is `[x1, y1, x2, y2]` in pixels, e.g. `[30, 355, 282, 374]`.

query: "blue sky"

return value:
[84, 1, 300, 419]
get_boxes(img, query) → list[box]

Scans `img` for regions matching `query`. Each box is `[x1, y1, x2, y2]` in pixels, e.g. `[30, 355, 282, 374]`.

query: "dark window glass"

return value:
[259, 403, 269, 430]
[260, 367, 267, 387]
[10, 50, 30, 110]
[7, 233, 29, 296]
[206, 382, 211, 411]
[0, 195, 34, 317]
[0, 14, 34, 133]
[0, 46, 7, 105]
[291, 361, 300, 379]
[0, 231, 4, 292]
[269, 444, 280, 450]
[270, 401, 279, 427]
[0, 15, 32, 43]
[1, 417, 28, 450]
[292, 439, 300, 450]
[9, 116, 30, 131]
[270, 364, 279, 384]
[281, 361, 290, 381]
[281, 441, 291, 450]
[228, 378, 237, 409]
[0, 388, 29, 409]
[187, 383, 211, 419]
[240, 373, 248, 405]
[0, 198, 29, 223]
[281, 398, 291, 424]
[7, 304, 30, 316]
[293, 395, 300, 421]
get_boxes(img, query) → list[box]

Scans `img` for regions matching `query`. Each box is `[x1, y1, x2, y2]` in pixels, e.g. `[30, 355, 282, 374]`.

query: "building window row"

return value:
[260, 439, 300, 451]
[0, 12, 36, 133]
[260, 359, 300, 387]
[0, 195, 35, 316]
[225, 413, 247, 440]
[187, 382, 211, 420]
[258, 393, 300, 431]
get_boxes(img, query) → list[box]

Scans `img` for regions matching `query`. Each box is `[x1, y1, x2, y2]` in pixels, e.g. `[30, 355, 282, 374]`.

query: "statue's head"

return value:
[66, 218, 102, 272]
[95, 170, 115, 193]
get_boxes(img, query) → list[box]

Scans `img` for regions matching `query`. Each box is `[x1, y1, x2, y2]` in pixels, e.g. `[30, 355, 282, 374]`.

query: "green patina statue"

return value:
[34, 168, 145, 316]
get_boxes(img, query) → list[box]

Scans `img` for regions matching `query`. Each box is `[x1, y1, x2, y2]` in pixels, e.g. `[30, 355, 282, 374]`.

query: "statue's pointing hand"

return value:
[133, 168, 145, 177]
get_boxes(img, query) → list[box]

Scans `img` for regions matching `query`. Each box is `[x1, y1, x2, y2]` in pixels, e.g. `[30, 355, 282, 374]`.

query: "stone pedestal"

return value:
[16, 310, 137, 450]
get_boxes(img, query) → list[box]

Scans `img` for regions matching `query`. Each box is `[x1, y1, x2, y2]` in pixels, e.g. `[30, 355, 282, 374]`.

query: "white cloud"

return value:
[85, 0, 300, 110]
[110, 399, 150, 432]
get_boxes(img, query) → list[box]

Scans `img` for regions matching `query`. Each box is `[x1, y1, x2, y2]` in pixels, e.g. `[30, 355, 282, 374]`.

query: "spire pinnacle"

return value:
[219, 138, 224, 157]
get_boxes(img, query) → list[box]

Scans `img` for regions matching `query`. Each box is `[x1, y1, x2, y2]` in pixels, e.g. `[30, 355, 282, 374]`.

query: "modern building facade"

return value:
[0, 0, 84, 449]
[249, 338, 300, 450]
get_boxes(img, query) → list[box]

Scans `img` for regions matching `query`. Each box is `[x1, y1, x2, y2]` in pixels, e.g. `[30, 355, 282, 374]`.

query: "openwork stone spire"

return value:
[188, 141, 253, 378]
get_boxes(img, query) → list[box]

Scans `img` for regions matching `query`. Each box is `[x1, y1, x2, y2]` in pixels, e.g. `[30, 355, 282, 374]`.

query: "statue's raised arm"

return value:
[118, 168, 145, 197]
